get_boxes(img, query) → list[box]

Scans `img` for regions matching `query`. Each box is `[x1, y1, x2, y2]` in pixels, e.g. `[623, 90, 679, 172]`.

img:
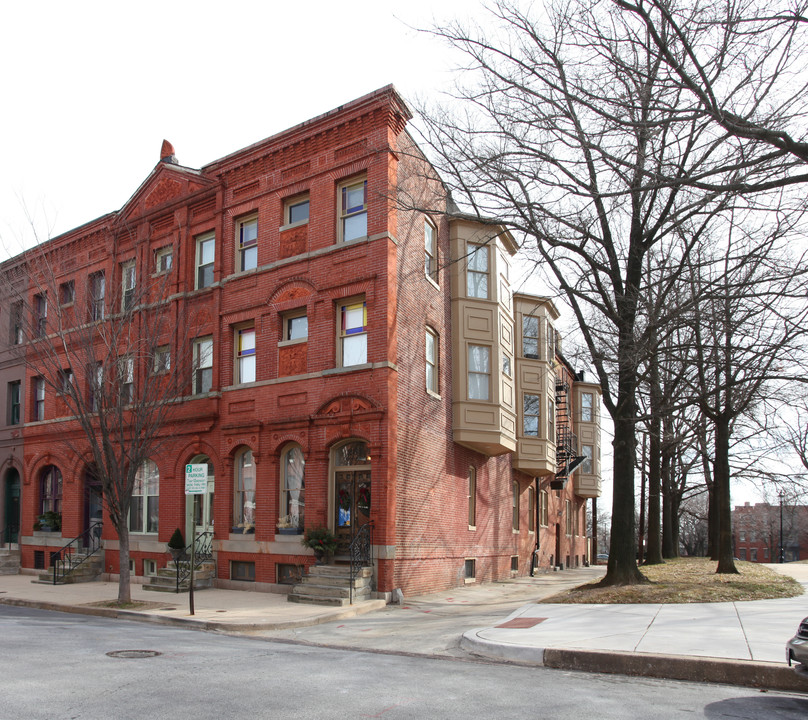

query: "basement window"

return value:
[231, 560, 256, 582]
[464, 558, 476, 583]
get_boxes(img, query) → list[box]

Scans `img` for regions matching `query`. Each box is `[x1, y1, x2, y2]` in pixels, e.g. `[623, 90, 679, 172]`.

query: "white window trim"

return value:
[280, 193, 310, 231]
[236, 214, 258, 273]
[426, 327, 440, 397]
[278, 310, 308, 347]
[337, 177, 368, 244]
[196, 232, 215, 290]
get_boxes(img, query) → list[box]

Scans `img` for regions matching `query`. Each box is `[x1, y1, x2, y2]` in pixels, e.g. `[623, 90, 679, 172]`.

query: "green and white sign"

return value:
[185, 464, 208, 495]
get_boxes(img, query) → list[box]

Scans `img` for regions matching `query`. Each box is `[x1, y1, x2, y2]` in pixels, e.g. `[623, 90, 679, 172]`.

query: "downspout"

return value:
[531, 477, 540, 576]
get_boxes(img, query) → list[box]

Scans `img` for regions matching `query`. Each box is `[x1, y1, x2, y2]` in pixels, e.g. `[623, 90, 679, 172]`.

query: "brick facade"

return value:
[2, 86, 601, 598]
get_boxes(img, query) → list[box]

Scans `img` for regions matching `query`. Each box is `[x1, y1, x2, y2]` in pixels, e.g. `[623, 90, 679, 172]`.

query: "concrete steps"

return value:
[288, 565, 373, 606]
[34, 553, 102, 584]
[0, 548, 20, 576]
[143, 560, 216, 593]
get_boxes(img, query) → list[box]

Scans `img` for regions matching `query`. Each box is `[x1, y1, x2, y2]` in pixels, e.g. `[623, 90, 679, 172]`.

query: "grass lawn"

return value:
[541, 557, 804, 604]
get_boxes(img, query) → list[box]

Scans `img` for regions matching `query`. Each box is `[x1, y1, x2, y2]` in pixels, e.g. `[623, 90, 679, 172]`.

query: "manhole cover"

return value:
[106, 650, 162, 659]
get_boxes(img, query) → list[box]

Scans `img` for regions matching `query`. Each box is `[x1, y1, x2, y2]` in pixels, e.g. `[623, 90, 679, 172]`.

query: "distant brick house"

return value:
[733, 501, 808, 563]
[0, 86, 602, 598]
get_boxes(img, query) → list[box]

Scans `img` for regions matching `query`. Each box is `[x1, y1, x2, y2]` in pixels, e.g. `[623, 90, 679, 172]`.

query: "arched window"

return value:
[39, 466, 62, 516]
[234, 448, 256, 530]
[280, 445, 304, 532]
[130, 460, 159, 534]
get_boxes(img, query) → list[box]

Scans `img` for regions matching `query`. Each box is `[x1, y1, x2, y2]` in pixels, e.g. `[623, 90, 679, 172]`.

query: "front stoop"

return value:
[143, 560, 216, 593]
[0, 548, 21, 575]
[34, 552, 103, 585]
[288, 565, 373, 606]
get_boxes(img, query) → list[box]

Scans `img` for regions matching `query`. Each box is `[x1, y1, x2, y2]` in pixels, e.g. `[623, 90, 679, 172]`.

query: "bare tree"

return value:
[416, 0, 808, 584]
[4, 221, 193, 603]
[682, 219, 808, 573]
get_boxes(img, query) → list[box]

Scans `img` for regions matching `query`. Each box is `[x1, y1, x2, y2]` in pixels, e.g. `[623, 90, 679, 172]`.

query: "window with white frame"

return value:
[547, 321, 556, 363]
[237, 215, 258, 272]
[196, 232, 215, 289]
[193, 337, 213, 394]
[283, 311, 308, 342]
[540, 489, 549, 526]
[89, 272, 105, 321]
[466, 243, 489, 299]
[581, 392, 594, 422]
[236, 326, 256, 383]
[129, 459, 159, 534]
[339, 300, 367, 366]
[34, 293, 47, 337]
[339, 178, 367, 242]
[522, 315, 539, 359]
[39, 465, 62, 516]
[234, 447, 256, 530]
[467, 345, 490, 401]
[523, 393, 540, 436]
[284, 195, 310, 226]
[547, 398, 554, 440]
[153, 345, 170, 374]
[119, 356, 134, 404]
[60, 368, 74, 394]
[10, 301, 23, 344]
[280, 445, 305, 531]
[8, 381, 20, 425]
[424, 219, 437, 282]
[121, 260, 136, 311]
[581, 444, 593, 474]
[89, 362, 103, 412]
[425, 327, 439, 395]
[33, 376, 45, 421]
[59, 280, 75, 306]
[155, 246, 173, 273]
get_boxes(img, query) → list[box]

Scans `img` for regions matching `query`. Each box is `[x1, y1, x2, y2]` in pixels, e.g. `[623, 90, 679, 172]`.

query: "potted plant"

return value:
[35, 511, 62, 532]
[276, 515, 301, 535]
[301, 525, 337, 564]
[167, 527, 186, 561]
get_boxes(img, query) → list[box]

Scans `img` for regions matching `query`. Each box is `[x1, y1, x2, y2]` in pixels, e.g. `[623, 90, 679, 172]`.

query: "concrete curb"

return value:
[461, 631, 808, 693]
[0, 596, 387, 633]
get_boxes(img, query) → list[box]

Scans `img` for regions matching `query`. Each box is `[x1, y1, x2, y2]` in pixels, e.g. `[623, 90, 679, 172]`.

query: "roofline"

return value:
[203, 84, 413, 173]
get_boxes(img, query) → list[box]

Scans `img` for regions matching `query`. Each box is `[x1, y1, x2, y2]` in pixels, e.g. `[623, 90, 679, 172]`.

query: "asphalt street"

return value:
[2, 605, 807, 720]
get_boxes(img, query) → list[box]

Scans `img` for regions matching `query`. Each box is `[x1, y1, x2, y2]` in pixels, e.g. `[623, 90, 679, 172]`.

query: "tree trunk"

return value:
[117, 523, 132, 604]
[714, 416, 738, 574]
[645, 415, 663, 564]
[661, 443, 676, 558]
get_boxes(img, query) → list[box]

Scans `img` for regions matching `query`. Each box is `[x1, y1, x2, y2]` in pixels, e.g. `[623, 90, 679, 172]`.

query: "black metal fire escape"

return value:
[552, 379, 585, 490]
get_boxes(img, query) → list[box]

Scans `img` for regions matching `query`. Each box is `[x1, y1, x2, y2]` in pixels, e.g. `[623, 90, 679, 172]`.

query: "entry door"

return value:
[4, 471, 20, 544]
[192, 477, 215, 538]
[334, 470, 371, 554]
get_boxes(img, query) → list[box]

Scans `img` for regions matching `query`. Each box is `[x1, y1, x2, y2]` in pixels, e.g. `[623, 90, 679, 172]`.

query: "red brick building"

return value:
[733, 501, 808, 563]
[1, 87, 602, 598]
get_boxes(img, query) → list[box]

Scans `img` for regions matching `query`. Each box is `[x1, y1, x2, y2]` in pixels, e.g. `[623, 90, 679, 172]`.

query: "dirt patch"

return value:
[84, 600, 173, 611]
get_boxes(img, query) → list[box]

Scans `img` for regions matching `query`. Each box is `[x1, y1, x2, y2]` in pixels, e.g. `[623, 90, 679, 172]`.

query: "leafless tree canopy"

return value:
[4, 221, 194, 603]
[416, 0, 808, 584]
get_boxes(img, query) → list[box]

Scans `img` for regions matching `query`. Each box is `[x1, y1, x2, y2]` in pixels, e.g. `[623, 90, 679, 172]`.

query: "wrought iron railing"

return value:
[348, 521, 373, 605]
[50, 522, 103, 584]
[175, 531, 214, 593]
[2, 522, 20, 546]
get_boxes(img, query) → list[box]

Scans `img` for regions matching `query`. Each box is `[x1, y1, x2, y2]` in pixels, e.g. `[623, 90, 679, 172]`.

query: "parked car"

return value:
[786, 616, 808, 671]
[596, 553, 609, 562]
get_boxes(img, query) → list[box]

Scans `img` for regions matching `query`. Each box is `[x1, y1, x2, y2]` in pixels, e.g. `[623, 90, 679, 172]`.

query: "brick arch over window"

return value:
[314, 394, 381, 417]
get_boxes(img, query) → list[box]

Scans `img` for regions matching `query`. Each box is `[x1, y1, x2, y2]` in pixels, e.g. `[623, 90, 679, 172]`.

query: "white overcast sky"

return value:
[0, 0, 767, 510]
[0, 0, 477, 252]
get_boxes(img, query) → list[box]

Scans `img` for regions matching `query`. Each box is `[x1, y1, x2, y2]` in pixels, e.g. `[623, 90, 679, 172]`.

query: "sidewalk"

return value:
[461, 563, 808, 692]
[1, 563, 807, 692]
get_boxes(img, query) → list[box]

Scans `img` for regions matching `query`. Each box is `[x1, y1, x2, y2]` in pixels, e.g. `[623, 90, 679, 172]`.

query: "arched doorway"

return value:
[185, 455, 214, 543]
[3, 468, 20, 545]
[332, 440, 371, 555]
